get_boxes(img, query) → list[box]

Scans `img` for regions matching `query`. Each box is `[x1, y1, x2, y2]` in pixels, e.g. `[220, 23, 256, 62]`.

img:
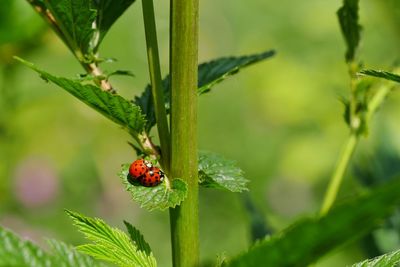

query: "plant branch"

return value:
[169, 0, 199, 266]
[320, 133, 358, 215]
[141, 0, 171, 171]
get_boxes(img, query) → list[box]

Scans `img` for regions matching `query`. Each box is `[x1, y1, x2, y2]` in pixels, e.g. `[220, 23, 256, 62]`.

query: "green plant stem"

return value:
[169, 0, 199, 266]
[141, 0, 170, 170]
[320, 133, 358, 215]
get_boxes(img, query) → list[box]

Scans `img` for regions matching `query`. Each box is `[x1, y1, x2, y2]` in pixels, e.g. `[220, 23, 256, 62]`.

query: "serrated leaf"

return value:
[123, 221, 151, 256]
[66, 210, 157, 267]
[15, 57, 146, 135]
[47, 239, 103, 267]
[0, 226, 52, 267]
[197, 50, 275, 94]
[119, 164, 188, 211]
[45, 0, 97, 55]
[337, 0, 361, 62]
[351, 249, 400, 267]
[0, 226, 102, 267]
[359, 69, 400, 83]
[91, 0, 136, 51]
[135, 50, 275, 131]
[107, 70, 135, 79]
[226, 177, 400, 267]
[198, 151, 248, 192]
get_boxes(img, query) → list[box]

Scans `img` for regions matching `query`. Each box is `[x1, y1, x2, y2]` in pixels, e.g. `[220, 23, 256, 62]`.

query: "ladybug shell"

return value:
[129, 159, 152, 179]
[140, 167, 164, 187]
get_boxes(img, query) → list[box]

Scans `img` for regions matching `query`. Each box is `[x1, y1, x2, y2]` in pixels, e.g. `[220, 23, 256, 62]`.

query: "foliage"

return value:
[30, 0, 136, 57]
[337, 0, 361, 62]
[359, 69, 400, 83]
[66, 210, 157, 267]
[135, 50, 275, 131]
[351, 249, 400, 267]
[198, 151, 248, 192]
[15, 57, 146, 136]
[226, 177, 400, 267]
[119, 164, 188, 211]
[0, 225, 101, 267]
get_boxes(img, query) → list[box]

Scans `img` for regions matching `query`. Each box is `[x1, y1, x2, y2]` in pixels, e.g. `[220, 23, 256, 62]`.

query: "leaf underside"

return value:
[15, 57, 146, 136]
[227, 177, 400, 267]
[119, 164, 188, 211]
[135, 50, 276, 131]
[198, 151, 249, 192]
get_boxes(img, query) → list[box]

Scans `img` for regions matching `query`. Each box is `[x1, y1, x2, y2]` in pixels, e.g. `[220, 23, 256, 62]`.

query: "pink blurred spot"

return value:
[14, 157, 59, 208]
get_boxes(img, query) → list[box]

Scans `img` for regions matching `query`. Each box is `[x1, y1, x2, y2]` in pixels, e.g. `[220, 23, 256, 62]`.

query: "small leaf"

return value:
[119, 164, 188, 211]
[198, 151, 248, 192]
[107, 70, 135, 79]
[123, 221, 152, 256]
[135, 50, 275, 131]
[337, 0, 361, 62]
[351, 249, 400, 267]
[197, 50, 276, 95]
[92, 0, 136, 51]
[66, 210, 157, 267]
[15, 57, 146, 135]
[359, 69, 400, 83]
[226, 177, 400, 267]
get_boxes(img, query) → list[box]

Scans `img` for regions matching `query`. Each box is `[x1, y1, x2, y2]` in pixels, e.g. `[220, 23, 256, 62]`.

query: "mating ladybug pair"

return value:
[128, 159, 164, 187]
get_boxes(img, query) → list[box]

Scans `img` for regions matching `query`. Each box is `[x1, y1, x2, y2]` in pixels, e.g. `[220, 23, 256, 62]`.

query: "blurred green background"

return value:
[1, 0, 400, 266]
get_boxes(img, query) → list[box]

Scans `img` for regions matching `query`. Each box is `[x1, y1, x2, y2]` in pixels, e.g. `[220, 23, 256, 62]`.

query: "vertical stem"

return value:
[169, 0, 199, 266]
[141, 0, 171, 170]
[320, 133, 358, 215]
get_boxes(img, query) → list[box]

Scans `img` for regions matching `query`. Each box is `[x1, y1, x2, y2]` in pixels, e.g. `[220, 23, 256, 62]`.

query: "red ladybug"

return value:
[140, 167, 164, 187]
[129, 159, 152, 180]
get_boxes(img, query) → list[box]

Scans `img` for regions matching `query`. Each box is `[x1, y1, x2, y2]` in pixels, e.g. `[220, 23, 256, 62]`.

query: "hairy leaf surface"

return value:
[198, 151, 248, 192]
[351, 249, 400, 267]
[66, 210, 157, 267]
[119, 164, 187, 211]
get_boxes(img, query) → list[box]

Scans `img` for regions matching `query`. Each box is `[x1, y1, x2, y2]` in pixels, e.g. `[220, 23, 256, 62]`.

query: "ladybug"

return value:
[140, 167, 164, 187]
[129, 159, 152, 180]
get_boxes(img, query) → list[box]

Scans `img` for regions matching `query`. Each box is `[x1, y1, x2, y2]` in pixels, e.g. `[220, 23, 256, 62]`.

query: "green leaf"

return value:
[47, 239, 103, 267]
[45, 0, 97, 55]
[0, 226, 101, 267]
[123, 221, 152, 256]
[351, 249, 400, 267]
[33, 0, 135, 56]
[198, 151, 248, 192]
[66, 210, 157, 267]
[119, 164, 188, 211]
[91, 0, 136, 51]
[359, 69, 400, 83]
[0, 226, 52, 267]
[226, 177, 400, 267]
[337, 0, 361, 62]
[197, 50, 275, 95]
[135, 50, 275, 131]
[15, 57, 146, 135]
